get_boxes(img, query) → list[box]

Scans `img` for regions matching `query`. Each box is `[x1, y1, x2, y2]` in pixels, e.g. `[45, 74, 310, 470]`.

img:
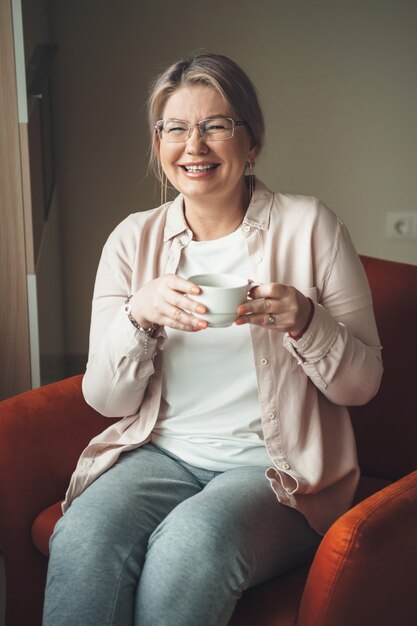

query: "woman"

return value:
[43, 53, 383, 626]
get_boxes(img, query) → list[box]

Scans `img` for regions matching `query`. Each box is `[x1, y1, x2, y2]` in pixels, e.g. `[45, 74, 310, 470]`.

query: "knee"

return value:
[138, 514, 248, 624]
[148, 510, 251, 586]
[49, 510, 101, 571]
[50, 503, 131, 576]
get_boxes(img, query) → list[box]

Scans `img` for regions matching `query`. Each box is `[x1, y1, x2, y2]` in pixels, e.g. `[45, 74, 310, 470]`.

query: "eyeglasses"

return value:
[154, 117, 247, 143]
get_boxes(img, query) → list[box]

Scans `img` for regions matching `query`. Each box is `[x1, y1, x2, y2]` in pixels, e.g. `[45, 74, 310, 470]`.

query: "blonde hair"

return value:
[147, 53, 265, 182]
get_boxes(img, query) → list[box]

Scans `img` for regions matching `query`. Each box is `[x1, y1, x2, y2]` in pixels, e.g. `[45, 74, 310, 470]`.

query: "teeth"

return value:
[184, 164, 216, 172]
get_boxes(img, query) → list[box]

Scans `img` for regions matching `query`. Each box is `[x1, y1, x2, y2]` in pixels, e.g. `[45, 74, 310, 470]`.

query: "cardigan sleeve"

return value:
[283, 216, 383, 406]
[82, 221, 166, 418]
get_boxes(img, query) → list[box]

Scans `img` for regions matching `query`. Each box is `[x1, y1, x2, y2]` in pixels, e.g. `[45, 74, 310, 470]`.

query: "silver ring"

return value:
[267, 314, 276, 326]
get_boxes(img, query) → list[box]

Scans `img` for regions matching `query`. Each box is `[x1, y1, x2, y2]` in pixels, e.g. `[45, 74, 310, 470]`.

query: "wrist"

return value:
[124, 295, 158, 337]
[289, 297, 314, 340]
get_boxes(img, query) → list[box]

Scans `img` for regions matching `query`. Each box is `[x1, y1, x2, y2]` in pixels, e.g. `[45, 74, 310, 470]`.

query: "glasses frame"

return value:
[154, 117, 247, 143]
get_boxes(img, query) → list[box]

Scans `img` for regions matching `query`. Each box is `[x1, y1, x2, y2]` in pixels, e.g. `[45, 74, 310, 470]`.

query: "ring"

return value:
[267, 314, 276, 326]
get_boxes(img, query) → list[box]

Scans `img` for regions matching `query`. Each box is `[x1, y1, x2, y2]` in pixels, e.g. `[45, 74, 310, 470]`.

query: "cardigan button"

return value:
[280, 462, 290, 471]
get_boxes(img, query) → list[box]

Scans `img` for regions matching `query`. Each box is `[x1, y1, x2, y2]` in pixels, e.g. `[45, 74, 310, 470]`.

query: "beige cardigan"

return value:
[63, 180, 382, 534]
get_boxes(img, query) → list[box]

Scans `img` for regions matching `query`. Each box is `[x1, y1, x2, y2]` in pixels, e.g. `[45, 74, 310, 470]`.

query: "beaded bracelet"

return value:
[124, 295, 158, 337]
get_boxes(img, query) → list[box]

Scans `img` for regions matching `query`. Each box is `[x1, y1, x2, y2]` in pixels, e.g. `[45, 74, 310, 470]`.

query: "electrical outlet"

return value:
[386, 212, 417, 241]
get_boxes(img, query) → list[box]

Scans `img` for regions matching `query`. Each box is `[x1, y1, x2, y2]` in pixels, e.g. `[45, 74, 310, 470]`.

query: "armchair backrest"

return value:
[350, 255, 417, 481]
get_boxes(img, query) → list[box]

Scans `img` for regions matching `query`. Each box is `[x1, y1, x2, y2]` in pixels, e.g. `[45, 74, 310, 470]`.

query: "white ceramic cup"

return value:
[187, 274, 250, 328]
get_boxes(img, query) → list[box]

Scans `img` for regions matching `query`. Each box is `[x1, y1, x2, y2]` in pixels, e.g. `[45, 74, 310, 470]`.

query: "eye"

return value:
[202, 118, 233, 136]
[205, 120, 227, 131]
[165, 120, 188, 134]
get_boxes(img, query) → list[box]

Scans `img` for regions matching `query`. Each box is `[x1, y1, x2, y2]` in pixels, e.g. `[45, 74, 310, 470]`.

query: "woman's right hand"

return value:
[129, 274, 208, 332]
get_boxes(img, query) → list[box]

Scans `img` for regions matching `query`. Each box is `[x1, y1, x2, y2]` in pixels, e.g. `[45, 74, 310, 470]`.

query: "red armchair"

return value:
[1, 255, 417, 626]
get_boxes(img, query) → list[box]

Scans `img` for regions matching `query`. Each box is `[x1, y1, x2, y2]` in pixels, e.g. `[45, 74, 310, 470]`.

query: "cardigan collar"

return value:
[163, 178, 274, 244]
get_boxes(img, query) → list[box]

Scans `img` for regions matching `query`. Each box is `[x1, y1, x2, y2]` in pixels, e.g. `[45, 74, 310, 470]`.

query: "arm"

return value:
[81, 223, 164, 417]
[82, 220, 206, 418]
[236, 209, 383, 406]
[283, 219, 383, 405]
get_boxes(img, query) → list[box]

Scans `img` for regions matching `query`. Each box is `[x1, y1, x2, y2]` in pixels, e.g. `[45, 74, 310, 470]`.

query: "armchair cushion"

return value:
[229, 566, 310, 626]
[32, 501, 63, 557]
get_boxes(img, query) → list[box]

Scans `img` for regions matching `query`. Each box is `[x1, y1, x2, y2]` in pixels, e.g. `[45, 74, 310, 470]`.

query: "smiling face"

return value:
[157, 85, 257, 212]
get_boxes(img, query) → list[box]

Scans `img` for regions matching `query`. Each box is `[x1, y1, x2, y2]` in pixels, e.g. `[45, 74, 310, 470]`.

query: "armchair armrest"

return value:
[0, 375, 110, 522]
[0, 375, 111, 626]
[297, 470, 417, 626]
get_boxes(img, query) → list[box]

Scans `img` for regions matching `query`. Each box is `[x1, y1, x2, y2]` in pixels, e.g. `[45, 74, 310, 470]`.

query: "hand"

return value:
[129, 274, 208, 332]
[235, 283, 312, 336]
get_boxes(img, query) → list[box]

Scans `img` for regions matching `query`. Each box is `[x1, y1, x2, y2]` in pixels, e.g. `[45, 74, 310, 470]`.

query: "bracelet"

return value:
[124, 295, 158, 337]
[288, 297, 315, 340]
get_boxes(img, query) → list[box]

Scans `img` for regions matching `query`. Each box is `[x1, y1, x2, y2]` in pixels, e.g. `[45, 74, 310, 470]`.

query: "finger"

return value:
[249, 283, 287, 300]
[165, 274, 201, 295]
[235, 312, 279, 328]
[237, 296, 274, 317]
[165, 290, 207, 316]
[160, 304, 208, 332]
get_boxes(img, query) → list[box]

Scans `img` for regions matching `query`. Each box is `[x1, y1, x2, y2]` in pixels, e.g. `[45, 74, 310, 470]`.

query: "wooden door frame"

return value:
[0, 0, 31, 398]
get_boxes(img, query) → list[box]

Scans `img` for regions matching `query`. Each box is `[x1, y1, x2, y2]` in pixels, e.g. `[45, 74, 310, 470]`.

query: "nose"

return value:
[185, 125, 209, 153]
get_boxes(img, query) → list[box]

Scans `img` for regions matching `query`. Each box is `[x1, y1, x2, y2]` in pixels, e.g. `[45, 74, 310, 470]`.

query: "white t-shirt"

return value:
[152, 227, 271, 470]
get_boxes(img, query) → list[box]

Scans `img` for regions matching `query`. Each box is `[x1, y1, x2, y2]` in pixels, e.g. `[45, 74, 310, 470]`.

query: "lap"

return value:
[46, 447, 320, 626]
[147, 465, 320, 587]
[51, 444, 202, 550]
[52, 447, 319, 587]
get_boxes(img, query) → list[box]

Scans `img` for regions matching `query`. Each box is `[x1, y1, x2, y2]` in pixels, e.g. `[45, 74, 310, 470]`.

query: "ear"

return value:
[246, 142, 258, 164]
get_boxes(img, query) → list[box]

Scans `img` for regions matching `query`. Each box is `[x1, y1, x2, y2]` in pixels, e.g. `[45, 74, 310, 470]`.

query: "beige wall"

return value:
[51, 0, 417, 360]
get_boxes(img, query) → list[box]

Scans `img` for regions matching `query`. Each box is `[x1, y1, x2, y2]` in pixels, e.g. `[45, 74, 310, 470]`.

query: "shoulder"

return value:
[260, 183, 351, 267]
[254, 180, 343, 232]
[103, 202, 171, 257]
[112, 203, 170, 238]
[271, 191, 347, 250]
[273, 191, 342, 228]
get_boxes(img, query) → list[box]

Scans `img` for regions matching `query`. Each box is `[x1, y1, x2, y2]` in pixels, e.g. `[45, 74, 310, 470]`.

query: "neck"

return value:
[184, 181, 250, 242]
[189, 211, 244, 241]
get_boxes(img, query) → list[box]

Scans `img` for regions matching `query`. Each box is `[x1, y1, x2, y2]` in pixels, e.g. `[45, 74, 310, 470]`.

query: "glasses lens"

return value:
[201, 117, 234, 140]
[159, 120, 190, 142]
[157, 117, 237, 142]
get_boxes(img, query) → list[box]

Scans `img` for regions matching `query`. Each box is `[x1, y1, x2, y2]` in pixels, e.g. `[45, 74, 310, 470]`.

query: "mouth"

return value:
[180, 163, 220, 173]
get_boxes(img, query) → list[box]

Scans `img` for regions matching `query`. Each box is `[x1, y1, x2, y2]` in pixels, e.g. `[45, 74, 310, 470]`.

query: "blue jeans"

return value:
[43, 444, 320, 626]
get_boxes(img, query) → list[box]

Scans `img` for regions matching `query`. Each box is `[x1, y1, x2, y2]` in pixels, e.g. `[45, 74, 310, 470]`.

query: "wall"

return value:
[51, 0, 417, 365]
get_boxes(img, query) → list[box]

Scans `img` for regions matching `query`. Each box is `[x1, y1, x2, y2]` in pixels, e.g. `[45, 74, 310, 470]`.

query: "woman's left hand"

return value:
[235, 283, 312, 336]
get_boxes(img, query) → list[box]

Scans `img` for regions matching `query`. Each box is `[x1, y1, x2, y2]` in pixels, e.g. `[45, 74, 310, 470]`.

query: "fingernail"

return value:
[196, 305, 206, 314]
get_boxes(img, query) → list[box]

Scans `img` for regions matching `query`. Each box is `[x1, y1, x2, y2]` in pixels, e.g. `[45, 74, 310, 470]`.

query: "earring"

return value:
[158, 164, 167, 205]
[247, 161, 255, 201]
